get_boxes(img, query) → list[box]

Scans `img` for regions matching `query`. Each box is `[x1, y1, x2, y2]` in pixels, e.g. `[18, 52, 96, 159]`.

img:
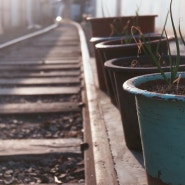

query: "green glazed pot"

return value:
[123, 72, 185, 185]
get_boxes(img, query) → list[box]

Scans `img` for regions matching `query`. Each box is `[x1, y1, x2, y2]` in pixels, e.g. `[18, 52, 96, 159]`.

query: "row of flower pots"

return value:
[96, 35, 174, 107]
[87, 15, 157, 37]
[87, 0, 185, 184]
[88, 15, 157, 92]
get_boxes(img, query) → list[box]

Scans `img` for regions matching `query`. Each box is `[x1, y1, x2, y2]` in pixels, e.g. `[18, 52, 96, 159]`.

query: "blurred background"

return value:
[0, 0, 90, 35]
[95, 0, 185, 34]
[0, 0, 184, 36]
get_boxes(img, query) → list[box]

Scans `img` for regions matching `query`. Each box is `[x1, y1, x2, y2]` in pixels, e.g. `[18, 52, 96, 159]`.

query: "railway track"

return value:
[0, 22, 86, 184]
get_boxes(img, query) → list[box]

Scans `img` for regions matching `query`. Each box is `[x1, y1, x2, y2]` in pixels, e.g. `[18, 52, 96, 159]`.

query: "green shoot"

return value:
[109, 7, 140, 44]
[179, 19, 185, 46]
[132, 0, 181, 85]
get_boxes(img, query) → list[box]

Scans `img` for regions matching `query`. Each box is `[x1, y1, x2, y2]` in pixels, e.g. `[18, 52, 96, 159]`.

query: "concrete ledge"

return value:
[75, 20, 148, 185]
[75, 21, 118, 185]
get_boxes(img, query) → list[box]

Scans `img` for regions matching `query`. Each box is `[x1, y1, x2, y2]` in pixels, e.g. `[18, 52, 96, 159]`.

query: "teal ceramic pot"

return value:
[123, 72, 185, 185]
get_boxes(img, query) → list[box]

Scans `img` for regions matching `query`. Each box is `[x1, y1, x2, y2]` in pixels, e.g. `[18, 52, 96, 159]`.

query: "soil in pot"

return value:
[138, 78, 185, 95]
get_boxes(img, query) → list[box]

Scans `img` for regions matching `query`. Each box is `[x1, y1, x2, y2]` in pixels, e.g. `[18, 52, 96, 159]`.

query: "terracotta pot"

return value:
[96, 35, 174, 106]
[87, 15, 157, 37]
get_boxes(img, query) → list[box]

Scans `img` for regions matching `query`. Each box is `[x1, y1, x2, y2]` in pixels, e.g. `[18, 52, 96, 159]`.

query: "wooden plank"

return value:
[0, 102, 80, 114]
[7, 51, 81, 58]
[0, 86, 80, 95]
[81, 37, 118, 185]
[32, 40, 79, 46]
[0, 59, 80, 65]
[44, 58, 80, 63]
[21, 184, 83, 185]
[0, 138, 82, 156]
[81, 83, 96, 185]
[0, 77, 80, 85]
[0, 64, 80, 71]
[0, 56, 79, 61]
[0, 71, 80, 77]
[44, 57, 80, 61]
[84, 84, 118, 185]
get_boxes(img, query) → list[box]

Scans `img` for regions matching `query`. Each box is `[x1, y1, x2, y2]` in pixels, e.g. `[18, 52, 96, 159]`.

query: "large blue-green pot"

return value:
[96, 35, 174, 106]
[123, 72, 185, 185]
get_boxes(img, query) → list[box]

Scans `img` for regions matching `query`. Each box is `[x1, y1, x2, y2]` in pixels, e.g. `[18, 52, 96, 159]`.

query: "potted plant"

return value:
[97, 34, 174, 106]
[87, 14, 157, 37]
[87, 11, 157, 92]
[105, 54, 185, 152]
[123, 0, 185, 184]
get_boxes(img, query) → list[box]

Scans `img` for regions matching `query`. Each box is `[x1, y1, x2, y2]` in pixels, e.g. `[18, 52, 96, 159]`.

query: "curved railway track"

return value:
[0, 22, 86, 184]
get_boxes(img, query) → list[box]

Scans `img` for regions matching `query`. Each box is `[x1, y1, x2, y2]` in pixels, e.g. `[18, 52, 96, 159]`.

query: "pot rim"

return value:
[90, 36, 120, 43]
[95, 34, 174, 49]
[123, 72, 185, 102]
[86, 15, 158, 21]
[104, 55, 185, 71]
